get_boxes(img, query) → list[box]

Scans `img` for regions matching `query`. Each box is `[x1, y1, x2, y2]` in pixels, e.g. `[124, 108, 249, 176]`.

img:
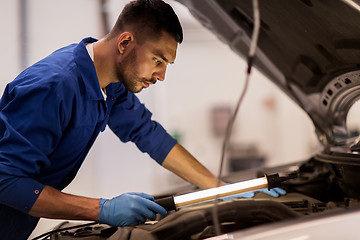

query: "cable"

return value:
[212, 0, 260, 235]
[248, 0, 260, 59]
[31, 221, 98, 240]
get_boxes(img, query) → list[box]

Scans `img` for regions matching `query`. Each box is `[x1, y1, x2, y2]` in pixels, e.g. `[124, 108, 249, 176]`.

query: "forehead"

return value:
[143, 32, 178, 63]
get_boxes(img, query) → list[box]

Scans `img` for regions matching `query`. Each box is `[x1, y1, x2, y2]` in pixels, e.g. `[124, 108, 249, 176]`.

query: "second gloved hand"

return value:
[221, 187, 286, 201]
[99, 192, 167, 226]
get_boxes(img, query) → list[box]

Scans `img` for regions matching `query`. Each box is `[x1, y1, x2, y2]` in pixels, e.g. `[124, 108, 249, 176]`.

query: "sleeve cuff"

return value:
[0, 177, 45, 213]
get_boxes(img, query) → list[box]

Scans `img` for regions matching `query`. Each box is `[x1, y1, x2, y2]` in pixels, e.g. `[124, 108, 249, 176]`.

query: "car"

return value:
[43, 0, 360, 239]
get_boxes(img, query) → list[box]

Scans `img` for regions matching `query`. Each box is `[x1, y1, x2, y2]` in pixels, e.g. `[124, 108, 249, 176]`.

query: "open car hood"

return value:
[175, 0, 360, 153]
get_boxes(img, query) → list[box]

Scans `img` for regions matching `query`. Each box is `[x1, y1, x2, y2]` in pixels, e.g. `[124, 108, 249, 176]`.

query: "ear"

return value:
[116, 32, 135, 54]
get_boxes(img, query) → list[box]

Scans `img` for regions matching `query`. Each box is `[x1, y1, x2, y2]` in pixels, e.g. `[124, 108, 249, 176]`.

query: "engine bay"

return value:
[46, 156, 360, 240]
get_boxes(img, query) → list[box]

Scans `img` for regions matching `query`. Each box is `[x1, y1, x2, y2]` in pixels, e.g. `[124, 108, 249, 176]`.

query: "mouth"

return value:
[143, 80, 157, 88]
[143, 82, 150, 88]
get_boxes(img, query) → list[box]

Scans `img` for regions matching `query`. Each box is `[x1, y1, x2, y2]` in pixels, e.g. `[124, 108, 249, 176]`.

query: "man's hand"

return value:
[99, 192, 167, 226]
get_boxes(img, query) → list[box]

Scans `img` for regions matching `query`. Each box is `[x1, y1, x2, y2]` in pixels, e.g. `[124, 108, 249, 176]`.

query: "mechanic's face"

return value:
[117, 32, 178, 93]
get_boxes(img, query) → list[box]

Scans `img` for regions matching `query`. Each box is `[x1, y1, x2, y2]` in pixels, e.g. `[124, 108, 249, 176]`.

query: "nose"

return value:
[153, 65, 167, 82]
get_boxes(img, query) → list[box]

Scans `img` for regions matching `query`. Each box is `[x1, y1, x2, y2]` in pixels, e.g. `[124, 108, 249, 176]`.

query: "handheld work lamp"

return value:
[155, 173, 291, 211]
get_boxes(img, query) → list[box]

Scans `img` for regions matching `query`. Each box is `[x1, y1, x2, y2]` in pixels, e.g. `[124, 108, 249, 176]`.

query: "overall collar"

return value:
[74, 37, 104, 101]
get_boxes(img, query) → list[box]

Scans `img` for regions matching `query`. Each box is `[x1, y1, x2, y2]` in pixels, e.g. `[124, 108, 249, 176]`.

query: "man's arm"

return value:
[29, 185, 100, 220]
[162, 143, 286, 198]
[162, 143, 225, 189]
[29, 186, 167, 226]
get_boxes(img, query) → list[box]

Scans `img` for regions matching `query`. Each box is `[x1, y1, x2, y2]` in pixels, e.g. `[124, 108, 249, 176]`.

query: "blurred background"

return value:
[0, 0, 319, 238]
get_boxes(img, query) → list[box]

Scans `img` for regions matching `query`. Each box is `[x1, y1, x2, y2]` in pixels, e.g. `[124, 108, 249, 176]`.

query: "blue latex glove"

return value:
[99, 192, 167, 226]
[221, 187, 286, 201]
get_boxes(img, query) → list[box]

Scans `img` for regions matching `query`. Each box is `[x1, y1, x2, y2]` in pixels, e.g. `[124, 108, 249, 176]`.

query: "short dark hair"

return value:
[107, 0, 183, 44]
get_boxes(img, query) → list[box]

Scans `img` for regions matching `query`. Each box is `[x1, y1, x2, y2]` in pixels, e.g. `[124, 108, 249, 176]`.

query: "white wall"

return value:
[0, 0, 20, 92]
[0, 0, 318, 239]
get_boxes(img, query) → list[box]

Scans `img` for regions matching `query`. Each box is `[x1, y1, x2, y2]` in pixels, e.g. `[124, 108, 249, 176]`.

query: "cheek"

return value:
[136, 61, 154, 77]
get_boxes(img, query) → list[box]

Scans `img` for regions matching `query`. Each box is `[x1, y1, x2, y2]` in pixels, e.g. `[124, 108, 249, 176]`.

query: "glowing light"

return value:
[342, 0, 360, 12]
[174, 177, 268, 207]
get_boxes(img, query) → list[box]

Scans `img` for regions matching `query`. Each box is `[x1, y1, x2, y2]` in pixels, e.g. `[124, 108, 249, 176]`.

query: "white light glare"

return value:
[174, 177, 268, 207]
[342, 0, 360, 12]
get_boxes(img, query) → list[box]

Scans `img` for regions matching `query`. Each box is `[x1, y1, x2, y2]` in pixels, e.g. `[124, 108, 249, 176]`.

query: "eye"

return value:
[153, 57, 162, 65]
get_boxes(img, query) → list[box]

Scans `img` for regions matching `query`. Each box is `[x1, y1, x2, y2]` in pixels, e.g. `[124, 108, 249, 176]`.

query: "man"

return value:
[0, 1, 224, 238]
[0, 0, 283, 238]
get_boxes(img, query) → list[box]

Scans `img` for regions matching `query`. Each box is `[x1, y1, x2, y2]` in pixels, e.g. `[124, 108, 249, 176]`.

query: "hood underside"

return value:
[176, 0, 360, 153]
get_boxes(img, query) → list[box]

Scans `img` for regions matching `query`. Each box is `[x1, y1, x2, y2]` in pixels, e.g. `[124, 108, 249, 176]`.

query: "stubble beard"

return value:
[116, 48, 149, 94]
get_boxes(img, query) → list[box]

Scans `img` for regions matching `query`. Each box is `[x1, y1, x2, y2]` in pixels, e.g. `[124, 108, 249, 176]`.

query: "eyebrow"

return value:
[154, 50, 174, 64]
